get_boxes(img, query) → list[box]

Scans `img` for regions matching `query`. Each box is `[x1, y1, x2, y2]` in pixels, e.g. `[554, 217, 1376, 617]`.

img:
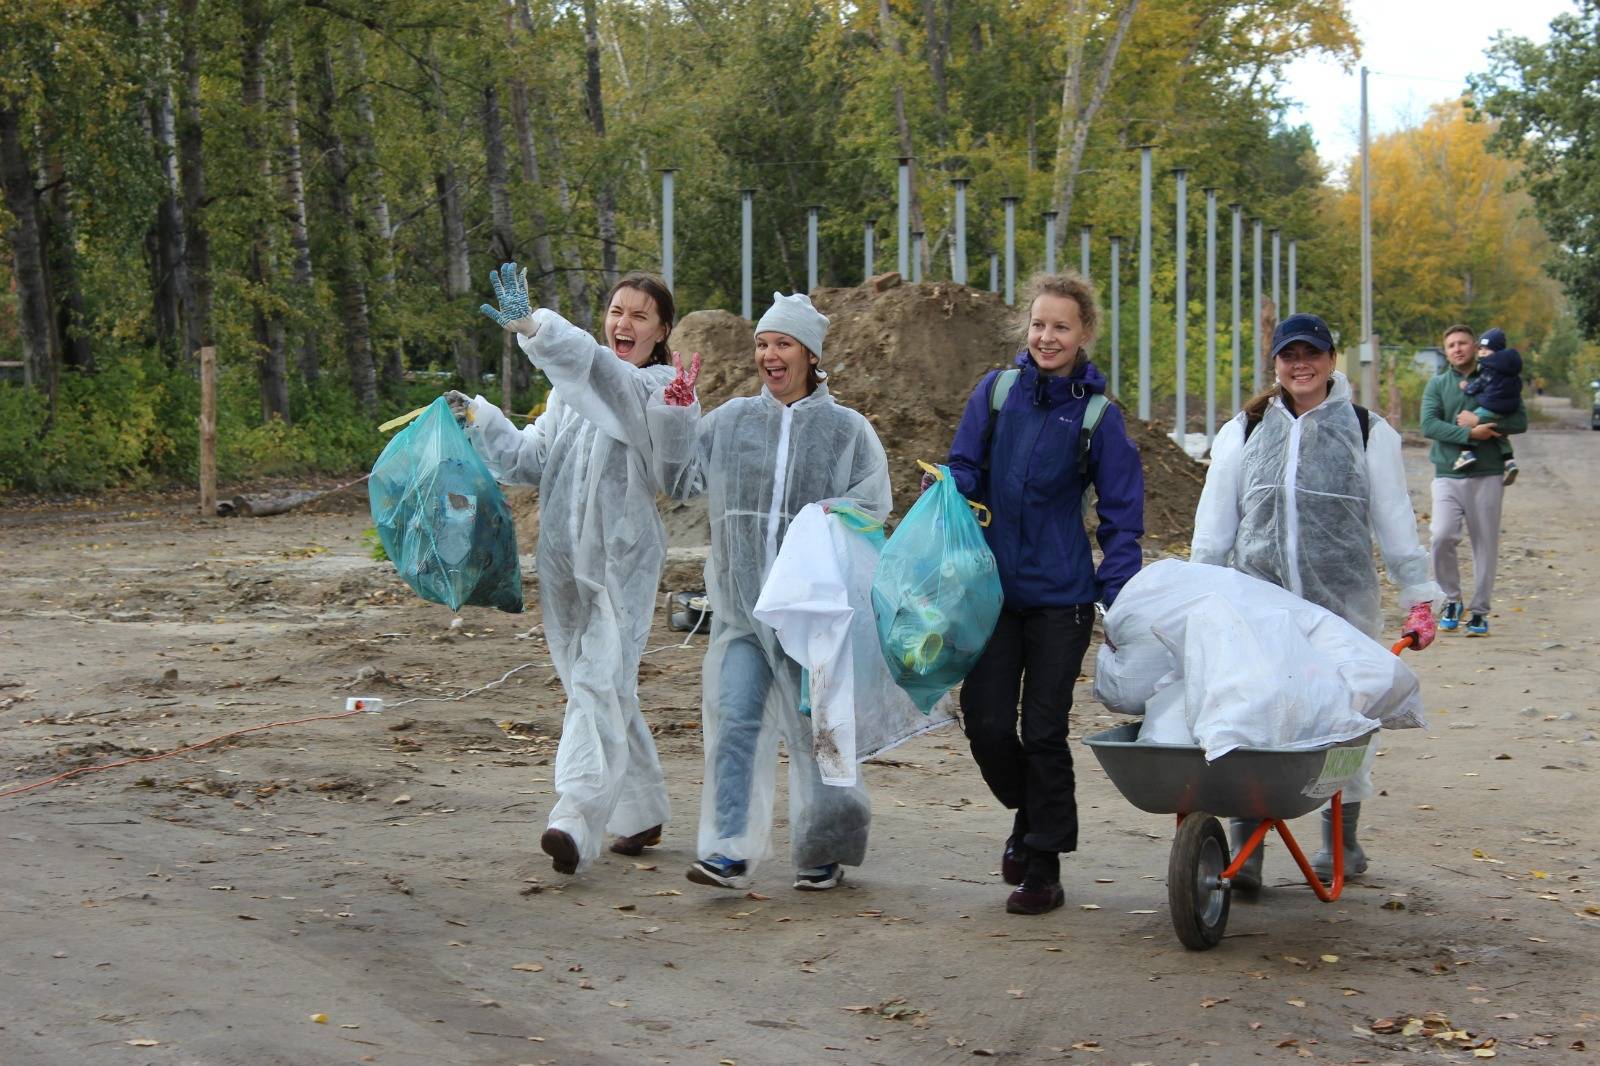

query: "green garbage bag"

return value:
[871, 464, 1003, 712]
[368, 397, 524, 613]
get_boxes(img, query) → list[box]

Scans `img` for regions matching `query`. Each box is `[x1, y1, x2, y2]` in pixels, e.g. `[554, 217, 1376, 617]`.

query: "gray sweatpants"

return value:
[1430, 475, 1505, 615]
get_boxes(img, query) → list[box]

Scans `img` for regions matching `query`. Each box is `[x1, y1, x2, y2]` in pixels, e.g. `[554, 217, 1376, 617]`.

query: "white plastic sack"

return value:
[1093, 637, 1173, 715]
[753, 504, 956, 785]
[1101, 559, 1424, 760]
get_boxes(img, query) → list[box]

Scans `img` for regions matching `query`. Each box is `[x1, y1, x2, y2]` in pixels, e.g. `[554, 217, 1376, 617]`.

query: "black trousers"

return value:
[959, 604, 1095, 855]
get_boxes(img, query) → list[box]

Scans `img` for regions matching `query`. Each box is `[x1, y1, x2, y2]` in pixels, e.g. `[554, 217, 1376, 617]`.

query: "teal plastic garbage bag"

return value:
[871, 465, 1003, 712]
[368, 397, 524, 613]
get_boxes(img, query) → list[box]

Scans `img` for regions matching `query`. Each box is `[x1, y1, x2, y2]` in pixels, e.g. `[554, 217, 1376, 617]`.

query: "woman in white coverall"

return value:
[460, 264, 677, 877]
[1190, 312, 1441, 888]
[649, 292, 892, 892]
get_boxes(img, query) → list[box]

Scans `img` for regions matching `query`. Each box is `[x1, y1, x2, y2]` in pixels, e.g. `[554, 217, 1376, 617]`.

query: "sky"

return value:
[1277, 0, 1580, 170]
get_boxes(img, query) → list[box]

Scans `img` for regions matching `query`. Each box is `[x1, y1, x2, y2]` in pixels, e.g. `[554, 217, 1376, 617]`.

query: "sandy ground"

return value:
[2, 416, 1598, 1066]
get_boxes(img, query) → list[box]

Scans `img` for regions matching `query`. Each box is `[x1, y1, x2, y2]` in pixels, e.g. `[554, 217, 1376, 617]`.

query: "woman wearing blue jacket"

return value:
[946, 273, 1145, 915]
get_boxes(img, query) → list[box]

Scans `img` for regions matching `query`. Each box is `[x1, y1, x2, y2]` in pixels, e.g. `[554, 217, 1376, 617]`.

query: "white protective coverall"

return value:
[463, 308, 674, 868]
[1189, 371, 1441, 800]
[646, 383, 893, 873]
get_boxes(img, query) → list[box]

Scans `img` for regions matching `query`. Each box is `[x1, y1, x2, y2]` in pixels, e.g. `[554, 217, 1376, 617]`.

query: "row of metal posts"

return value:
[657, 154, 1300, 445]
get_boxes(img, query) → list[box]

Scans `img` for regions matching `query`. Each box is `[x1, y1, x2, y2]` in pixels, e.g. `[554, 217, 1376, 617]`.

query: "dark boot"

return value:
[540, 827, 580, 875]
[1006, 851, 1064, 915]
[1310, 802, 1367, 880]
[609, 824, 663, 857]
[1001, 836, 1029, 886]
[1228, 818, 1264, 892]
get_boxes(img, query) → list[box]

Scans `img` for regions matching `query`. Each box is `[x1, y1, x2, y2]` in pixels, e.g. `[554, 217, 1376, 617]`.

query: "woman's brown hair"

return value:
[606, 272, 675, 366]
[1242, 346, 1339, 420]
[1019, 272, 1099, 371]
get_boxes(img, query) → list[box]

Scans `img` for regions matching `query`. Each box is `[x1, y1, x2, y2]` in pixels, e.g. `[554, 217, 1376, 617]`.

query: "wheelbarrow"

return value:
[1085, 636, 1414, 950]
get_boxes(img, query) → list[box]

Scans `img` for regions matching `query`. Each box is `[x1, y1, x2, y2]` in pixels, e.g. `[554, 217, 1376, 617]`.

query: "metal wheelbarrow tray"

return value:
[1085, 723, 1378, 951]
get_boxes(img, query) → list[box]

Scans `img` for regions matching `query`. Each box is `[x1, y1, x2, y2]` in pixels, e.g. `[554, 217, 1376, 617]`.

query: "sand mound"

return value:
[670, 278, 1204, 546]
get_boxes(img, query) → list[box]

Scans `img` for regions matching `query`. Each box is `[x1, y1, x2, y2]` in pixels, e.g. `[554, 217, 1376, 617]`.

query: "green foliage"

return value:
[361, 526, 389, 562]
[1471, 1, 1600, 340]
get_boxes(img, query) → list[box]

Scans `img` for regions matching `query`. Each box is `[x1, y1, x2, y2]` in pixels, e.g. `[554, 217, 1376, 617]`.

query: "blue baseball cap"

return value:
[1477, 327, 1507, 352]
[1270, 313, 1335, 358]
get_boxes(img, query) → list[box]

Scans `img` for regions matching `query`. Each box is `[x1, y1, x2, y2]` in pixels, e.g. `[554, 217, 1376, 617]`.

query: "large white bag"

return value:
[753, 504, 956, 785]
[1101, 560, 1424, 760]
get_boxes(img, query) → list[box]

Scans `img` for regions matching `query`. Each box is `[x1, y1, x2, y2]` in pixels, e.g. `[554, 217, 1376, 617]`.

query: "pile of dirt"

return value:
[670, 277, 1206, 546]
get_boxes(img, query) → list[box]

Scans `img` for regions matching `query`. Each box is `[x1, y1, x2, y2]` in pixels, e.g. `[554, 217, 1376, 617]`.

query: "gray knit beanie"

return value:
[755, 292, 829, 361]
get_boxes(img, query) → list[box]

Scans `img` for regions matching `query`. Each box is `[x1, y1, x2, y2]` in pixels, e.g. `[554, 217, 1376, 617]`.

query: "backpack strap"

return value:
[1077, 393, 1111, 479]
[979, 368, 1019, 472]
[1243, 402, 1371, 447]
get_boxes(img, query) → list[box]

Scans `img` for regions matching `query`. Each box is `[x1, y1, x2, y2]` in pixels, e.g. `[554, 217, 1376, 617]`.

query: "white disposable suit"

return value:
[463, 308, 673, 869]
[646, 383, 893, 873]
[1188, 371, 1440, 801]
[1190, 372, 1440, 641]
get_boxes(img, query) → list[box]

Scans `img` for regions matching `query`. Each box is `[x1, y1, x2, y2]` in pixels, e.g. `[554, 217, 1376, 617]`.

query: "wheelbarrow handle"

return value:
[1390, 634, 1417, 655]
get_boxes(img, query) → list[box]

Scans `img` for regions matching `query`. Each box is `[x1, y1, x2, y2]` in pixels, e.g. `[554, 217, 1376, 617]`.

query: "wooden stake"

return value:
[199, 345, 217, 516]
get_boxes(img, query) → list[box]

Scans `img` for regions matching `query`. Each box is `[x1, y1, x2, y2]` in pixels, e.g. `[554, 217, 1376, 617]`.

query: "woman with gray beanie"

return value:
[647, 292, 893, 892]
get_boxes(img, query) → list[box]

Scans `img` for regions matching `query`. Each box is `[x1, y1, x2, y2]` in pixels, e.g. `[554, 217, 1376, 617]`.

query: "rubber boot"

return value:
[1227, 818, 1264, 892]
[1310, 802, 1367, 880]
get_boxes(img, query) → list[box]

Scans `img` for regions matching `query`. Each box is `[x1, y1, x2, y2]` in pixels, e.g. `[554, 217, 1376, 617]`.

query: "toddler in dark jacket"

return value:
[1454, 327, 1522, 482]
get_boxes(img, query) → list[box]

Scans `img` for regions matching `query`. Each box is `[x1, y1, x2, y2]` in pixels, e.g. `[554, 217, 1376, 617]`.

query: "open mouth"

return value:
[612, 335, 637, 357]
[762, 362, 789, 389]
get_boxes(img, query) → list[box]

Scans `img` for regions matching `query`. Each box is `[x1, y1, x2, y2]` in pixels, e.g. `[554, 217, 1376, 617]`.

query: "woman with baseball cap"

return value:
[1190, 312, 1442, 887]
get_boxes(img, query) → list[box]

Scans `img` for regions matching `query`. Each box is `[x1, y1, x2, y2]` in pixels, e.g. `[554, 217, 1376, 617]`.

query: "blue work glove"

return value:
[478, 262, 538, 336]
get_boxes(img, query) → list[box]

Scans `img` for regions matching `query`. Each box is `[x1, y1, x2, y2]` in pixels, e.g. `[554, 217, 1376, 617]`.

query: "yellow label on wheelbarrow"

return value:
[1302, 741, 1374, 800]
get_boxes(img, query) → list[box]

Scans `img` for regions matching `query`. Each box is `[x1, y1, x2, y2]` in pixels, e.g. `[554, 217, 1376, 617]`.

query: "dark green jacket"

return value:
[1420, 365, 1528, 478]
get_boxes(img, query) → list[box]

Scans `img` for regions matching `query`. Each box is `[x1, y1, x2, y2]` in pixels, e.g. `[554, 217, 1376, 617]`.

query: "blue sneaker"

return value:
[1465, 613, 1489, 636]
[687, 853, 750, 889]
[1439, 601, 1462, 631]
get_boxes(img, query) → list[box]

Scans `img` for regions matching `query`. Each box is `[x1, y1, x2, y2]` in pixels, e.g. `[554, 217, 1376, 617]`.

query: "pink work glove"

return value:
[1402, 602, 1436, 650]
[663, 351, 701, 407]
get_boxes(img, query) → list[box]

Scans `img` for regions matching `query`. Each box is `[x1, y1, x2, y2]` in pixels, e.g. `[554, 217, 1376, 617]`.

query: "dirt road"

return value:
[2, 421, 1597, 1065]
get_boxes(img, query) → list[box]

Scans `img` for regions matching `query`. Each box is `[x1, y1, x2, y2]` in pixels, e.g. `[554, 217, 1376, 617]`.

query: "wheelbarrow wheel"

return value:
[1168, 813, 1231, 950]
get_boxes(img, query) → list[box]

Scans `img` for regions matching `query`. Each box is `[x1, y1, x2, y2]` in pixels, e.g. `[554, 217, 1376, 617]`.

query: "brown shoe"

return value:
[541, 828, 580, 875]
[1006, 878, 1065, 915]
[609, 824, 663, 857]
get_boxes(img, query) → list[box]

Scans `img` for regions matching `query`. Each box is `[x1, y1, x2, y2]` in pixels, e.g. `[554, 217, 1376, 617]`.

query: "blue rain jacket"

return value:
[947, 352, 1145, 608]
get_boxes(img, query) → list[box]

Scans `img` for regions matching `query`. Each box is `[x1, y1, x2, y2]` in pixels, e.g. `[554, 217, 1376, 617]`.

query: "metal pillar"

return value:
[897, 157, 911, 278]
[864, 218, 875, 281]
[1137, 146, 1153, 421]
[740, 188, 754, 320]
[1360, 65, 1374, 406]
[1230, 203, 1242, 414]
[660, 169, 675, 290]
[952, 179, 969, 285]
[1080, 226, 1092, 279]
[1288, 239, 1297, 316]
[1109, 235, 1122, 396]
[989, 253, 999, 294]
[1204, 187, 1217, 446]
[1271, 227, 1281, 319]
[911, 231, 924, 283]
[1172, 169, 1188, 444]
[1002, 196, 1018, 306]
[1251, 217, 1263, 392]
[1043, 212, 1058, 275]
[806, 205, 820, 292]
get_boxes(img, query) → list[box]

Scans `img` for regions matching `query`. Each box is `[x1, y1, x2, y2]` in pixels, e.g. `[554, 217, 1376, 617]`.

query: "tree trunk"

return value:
[178, 0, 215, 361]
[425, 42, 476, 387]
[581, 0, 617, 289]
[317, 43, 378, 414]
[877, 0, 923, 248]
[483, 84, 516, 263]
[346, 34, 402, 393]
[42, 151, 93, 372]
[1052, 0, 1141, 250]
[546, 128, 594, 331]
[508, 76, 560, 315]
[280, 39, 318, 385]
[0, 102, 56, 407]
[242, 0, 289, 423]
[921, 0, 951, 133]
[141, 2, 186, 366]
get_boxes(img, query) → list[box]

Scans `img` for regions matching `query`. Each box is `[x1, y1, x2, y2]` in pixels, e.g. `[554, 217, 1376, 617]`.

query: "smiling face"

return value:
[1274, 341, 1335, 413]
[754, 331, 815, 405]
[1443, 328, 1477, 373]
[604, 285, 670, 367]
[1027, 293, 1093, 376]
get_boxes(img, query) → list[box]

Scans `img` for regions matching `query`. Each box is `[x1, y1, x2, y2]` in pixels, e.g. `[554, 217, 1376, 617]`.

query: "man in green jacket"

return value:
[1420, 323, 1528, 637]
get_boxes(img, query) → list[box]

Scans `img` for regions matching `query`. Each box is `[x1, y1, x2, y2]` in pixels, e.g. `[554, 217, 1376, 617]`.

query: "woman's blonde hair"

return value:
[1020, 272, 1100, 343]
